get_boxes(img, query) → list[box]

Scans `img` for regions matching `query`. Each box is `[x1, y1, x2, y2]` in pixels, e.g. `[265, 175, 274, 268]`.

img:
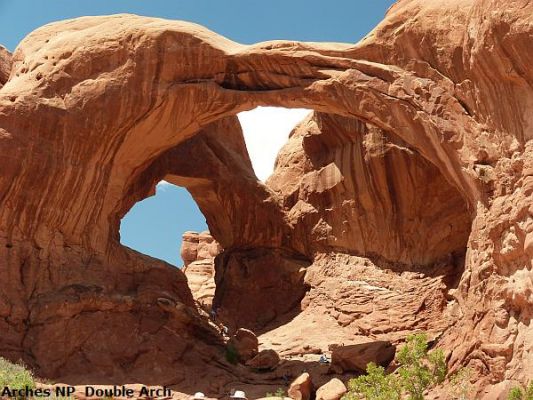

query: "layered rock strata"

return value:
[181, 231, 221, 309]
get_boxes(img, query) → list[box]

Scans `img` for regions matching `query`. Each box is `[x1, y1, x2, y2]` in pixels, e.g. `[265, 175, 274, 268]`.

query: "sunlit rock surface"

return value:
[181, 231, 220, 310]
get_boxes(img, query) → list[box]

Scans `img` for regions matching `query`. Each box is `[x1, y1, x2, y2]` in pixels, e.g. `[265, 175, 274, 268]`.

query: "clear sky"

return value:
[240, 107, 311, 182]
[0, 0, 395, 266]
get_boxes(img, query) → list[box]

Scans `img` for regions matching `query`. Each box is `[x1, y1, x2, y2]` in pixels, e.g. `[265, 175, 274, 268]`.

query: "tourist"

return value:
[210, 306, 218, 322]
[222, 324, 229, 336]
[230, 390, 248, 400]
[319, 354, 329, 364]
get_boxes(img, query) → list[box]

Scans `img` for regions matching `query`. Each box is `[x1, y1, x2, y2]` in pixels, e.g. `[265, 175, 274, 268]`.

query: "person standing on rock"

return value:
[210, 306, 218, 322]
[221, 324, 229, 337]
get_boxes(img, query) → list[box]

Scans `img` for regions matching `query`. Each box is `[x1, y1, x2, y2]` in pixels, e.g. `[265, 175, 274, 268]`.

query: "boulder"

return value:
[288, 372, 313, 400]
[329, 341, 395, 374]
[227, 328, 259, 362]
[316, 379, 347, 400]
[245, 349, 280, 370]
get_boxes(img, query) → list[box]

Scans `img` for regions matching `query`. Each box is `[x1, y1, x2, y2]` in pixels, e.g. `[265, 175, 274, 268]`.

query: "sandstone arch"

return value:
[0, 13, 486, 252]
[0, 0, 531, 395]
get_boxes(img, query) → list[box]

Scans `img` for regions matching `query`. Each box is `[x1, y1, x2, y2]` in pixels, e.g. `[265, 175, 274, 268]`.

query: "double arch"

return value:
[0, 15, 483, 256]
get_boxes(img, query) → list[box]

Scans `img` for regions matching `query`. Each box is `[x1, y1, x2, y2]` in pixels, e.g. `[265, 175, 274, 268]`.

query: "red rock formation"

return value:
[181, 232, 221, 268]
[268, 112, 472, 264]
[288, 373, 313, 400]
[214, 248, 310, 331]
[227, 328, 259, 363]
[245, 349, 280, 371]
[0, 0, 531, 396]
[329, 341, 395, 374]
[181, 231, 220, 309]
[0, 46, 11, 87]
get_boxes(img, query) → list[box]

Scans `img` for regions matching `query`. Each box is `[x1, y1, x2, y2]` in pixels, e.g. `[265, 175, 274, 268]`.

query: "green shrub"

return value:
[509, 387, 524, 400]
[266, 388, 286, 398]
[225, 344, 239, 365]
[397, 333, 446, 400]
[343, 333, 448, 400]
[508, 381, 533, 400]
[0, 357, 36, 398]
[344, 363, 401, 400]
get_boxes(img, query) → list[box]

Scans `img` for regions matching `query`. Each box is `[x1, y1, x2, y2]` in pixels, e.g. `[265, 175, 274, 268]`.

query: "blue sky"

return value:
[0, 0, 395, 266]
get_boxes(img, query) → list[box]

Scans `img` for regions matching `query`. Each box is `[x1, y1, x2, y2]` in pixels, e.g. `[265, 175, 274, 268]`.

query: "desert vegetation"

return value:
[343, 333, 446, 400]
[508, 382, 533, 400]
[0, 358, 35, 398]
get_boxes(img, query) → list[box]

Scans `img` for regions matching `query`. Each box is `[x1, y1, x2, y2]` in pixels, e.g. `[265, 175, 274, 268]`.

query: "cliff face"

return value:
[268, 112, 472, 265]
[0, 0, 531, 396]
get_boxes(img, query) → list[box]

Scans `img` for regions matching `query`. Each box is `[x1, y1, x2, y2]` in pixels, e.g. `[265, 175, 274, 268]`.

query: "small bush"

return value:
[397, 333, 446, 400]
[508, 381, 533, 400]
[343, 333, 448, 400]
[266, 388, 286, 398]
[509, 387, 524, 400]
[225, 344, 239, 365]
[0, 357, 36, 398]
[344, 363, 401, 400]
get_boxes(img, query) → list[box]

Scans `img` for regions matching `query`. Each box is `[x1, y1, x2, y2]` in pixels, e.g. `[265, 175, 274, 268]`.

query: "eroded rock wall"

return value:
[269, 112, 472, 265]
[0, 236, 218, 384]
[213, 247, 311, 331]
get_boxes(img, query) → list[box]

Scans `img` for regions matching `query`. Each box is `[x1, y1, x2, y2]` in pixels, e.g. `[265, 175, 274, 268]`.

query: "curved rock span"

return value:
[0, 0, 531, 397]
